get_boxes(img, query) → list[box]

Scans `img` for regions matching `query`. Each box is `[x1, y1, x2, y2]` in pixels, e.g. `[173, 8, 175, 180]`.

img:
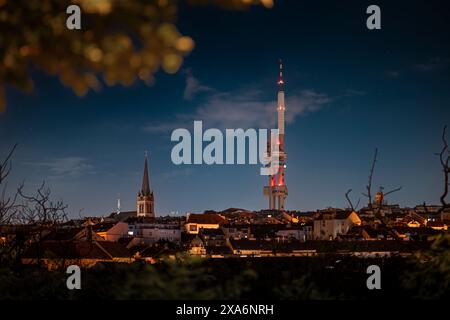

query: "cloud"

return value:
[27, 157, 94, 177]
[385, 70, 400, 78]
[192, 89, 331, 129]
[158, 168, 195, 180]
[143, 88, 331, 133]
[143, 122, 181, 134]
[415, 57, 449, 72]
[339, 89, 366, 98]
[183, 70, 213, 100]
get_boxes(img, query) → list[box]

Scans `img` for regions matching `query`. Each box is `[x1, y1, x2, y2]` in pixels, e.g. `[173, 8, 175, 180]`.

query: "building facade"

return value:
[313, 210, 361, 240]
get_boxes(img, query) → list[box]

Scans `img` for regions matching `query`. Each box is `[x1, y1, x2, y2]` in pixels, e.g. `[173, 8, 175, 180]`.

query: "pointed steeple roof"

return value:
[140, 151, 151, 196]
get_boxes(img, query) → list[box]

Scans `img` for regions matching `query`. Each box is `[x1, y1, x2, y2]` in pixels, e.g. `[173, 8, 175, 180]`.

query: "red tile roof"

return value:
[186, 213, 226, 225]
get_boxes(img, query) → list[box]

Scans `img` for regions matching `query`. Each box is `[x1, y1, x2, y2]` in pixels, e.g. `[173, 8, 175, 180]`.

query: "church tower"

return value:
[137, 151, 155, 217]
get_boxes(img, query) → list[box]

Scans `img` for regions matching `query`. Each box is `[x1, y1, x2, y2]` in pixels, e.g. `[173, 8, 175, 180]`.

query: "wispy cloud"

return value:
[415, 57, 449, 72]
[143, 87, 331, 133]
[26, 157, 94, 178]
[385, 70, 401, 78]
[143, 122, 181, 134]
[183, 69, 214, 100]
[193, 89, 331, 128]
[339, 89, 366, 98]
[158, 168, 195, 180]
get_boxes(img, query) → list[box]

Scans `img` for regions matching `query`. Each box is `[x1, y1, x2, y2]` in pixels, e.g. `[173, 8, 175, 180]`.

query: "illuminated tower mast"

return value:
[264, 60, 288, 210]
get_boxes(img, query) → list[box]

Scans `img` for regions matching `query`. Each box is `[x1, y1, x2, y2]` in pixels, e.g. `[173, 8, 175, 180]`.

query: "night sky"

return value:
[1, 0, 450, 217]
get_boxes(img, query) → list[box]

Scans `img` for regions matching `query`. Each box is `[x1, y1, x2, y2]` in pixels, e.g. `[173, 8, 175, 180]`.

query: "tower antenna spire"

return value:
[278, 59, 284, 91]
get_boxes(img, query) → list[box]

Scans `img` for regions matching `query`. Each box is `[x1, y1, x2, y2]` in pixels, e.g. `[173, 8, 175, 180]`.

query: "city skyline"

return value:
[1, 0, 450, 217]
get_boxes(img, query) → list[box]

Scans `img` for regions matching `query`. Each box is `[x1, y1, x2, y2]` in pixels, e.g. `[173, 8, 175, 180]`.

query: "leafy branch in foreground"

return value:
[0, 0, 273, 112]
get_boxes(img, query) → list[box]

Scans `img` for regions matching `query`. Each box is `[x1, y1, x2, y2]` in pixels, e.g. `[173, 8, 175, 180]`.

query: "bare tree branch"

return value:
[362, 148, 378, 208]
[383, 186, 402, 197]
[345, 189, 360, 211]
[345, 189, 354, 211]
[437, 125, 450, 215]
[0, 143, 17, 185]
[17, 181, 68, 226]
[16, 181, 68, 266]
[0, 144, 19, 224]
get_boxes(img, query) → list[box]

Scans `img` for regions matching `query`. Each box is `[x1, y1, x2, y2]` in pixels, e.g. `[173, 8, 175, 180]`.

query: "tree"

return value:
[361, 148, 401, 209]
[0, 144, 18, 224]
[17, 182, 68, 226]
[0, 0, 273, 112]
[0, 144, 20, 266]
[362, 148, 378, 209]
[436, 125, 450, 218]
[17, 182, 68, 266]
[0, 145, 68, 267]
[403, 233, 450, 299]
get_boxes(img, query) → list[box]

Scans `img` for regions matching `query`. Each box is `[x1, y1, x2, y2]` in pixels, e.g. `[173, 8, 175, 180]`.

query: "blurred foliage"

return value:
[402, 233, 450, 299]
[1, 233, 449, 300]
[0, 0, 273, 112]
[0, 245, 15, 267]
[0, 266, 69, 299]
[274, 275, 334, 299]
[0, 255, 259, 300]
[1, 253, 438, 300]
[114, 255, 258, 299]
[3, 228, 448, 300]
[3, 234, 448, 299]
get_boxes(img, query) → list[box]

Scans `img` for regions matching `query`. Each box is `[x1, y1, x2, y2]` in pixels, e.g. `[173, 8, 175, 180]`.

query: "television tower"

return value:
[263, 60, 288, 210]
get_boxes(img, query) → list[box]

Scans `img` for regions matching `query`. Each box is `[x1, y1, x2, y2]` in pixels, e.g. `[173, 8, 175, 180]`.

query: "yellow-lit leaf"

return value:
[162, 53, 182, 74]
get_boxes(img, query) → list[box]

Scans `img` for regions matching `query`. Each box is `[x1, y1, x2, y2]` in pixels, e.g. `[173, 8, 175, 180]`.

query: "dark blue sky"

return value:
[1, 0, 450, 217]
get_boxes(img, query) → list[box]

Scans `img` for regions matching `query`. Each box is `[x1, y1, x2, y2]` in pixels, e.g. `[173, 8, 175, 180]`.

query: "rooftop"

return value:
[186, 213, 226, 225]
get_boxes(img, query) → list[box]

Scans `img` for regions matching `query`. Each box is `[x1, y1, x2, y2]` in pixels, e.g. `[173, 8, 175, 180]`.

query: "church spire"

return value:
[140, 151, 151, 196]
[137, 151, 155, 218]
